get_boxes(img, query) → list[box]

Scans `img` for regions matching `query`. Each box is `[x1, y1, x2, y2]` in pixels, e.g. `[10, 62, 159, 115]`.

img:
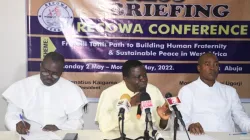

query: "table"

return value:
[0, 130, 250, 140]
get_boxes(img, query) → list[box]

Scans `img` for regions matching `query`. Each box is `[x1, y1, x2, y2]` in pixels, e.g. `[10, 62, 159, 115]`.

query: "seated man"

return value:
[178, 52, 250, 134]
[95, 60, 172, 132]
[3, 52, 88, 134]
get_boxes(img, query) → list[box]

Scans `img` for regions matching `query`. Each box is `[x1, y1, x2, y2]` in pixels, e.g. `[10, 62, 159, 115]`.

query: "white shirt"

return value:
[95, 81, 173, 133]
[2, 74, 88, 131]
[178, 77, 250, 132]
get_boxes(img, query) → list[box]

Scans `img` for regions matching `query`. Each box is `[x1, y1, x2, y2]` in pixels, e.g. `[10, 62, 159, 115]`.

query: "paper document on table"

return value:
[20, 131, 61, 140]
[177, 132, 217, 140]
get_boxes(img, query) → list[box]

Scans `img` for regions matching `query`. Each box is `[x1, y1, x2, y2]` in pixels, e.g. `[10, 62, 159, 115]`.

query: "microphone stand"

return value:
[173, 109, 190, 140]
[117, 110, 133, 140]
[173, 117, 179, 140]
[121, 114, 126, 140]
[135, 113, 153, 140]
[152, 130, 157, 140]
[106, 116, 133, 140]
[144, 116, 150, 140]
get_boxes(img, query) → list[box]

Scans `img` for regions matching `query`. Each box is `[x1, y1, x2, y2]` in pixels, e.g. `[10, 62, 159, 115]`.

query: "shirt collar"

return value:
[197, 77, 219, 89]
[120, 81, 140, 97]
[37, 74, 61, 88]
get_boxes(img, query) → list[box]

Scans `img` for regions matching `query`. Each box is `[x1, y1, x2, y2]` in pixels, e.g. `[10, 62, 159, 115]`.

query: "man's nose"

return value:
[209, 64, 216, 69]
[47, 72, 53, 79]
[139, 76, 147, 81]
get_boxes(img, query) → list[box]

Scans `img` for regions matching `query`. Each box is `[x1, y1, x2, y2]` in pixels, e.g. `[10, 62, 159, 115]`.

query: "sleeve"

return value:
[65, 86, 88, 114]
[59, 84, 88, 130]
[162, 114, 175, 131]
[151, 87, 171, 130]
[5, 102, 22, 131]
[177, 86, 194, 130]
[58, 106, 84, 130]
[230, 88, 250, 132]
[95, 90, 121, 132]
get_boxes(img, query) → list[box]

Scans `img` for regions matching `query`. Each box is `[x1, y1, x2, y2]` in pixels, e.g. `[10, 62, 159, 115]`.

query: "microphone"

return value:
[165, 92, 185, 128]
[139, 92, 154, 140]
[152, 130, 164, 140]
[140, 92, 153, 114]
[117, 94, 131, 120]
[165, 93, 181, 112]
[140, 92, 153, 128]
[136, 104, 142, 119]
[165, 94, 191, 140]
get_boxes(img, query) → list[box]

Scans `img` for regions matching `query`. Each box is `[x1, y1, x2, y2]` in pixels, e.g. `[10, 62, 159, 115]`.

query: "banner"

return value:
[27, 0, 250, 101]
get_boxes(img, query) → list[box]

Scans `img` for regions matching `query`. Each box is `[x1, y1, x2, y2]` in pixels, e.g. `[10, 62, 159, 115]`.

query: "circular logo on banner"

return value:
[38, 1, 74, 32]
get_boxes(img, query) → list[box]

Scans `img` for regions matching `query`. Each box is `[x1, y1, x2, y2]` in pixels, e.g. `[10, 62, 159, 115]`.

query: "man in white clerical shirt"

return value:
[95, 60, 173, 133]
[2, 52, 88, 134]
[178, 52, 250, 135]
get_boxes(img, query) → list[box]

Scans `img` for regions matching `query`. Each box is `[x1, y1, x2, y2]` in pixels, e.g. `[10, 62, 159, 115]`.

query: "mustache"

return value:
[209, 71, 218, 75]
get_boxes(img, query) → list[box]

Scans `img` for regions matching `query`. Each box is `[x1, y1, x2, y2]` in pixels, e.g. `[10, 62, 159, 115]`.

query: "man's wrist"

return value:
[159, 119, 168, 129]
[160, 117, 169, 121]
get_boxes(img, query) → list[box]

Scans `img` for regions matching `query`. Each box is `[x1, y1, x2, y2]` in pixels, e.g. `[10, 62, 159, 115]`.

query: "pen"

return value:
[229, 132, 247, 135]
[19, 114, 29, 135]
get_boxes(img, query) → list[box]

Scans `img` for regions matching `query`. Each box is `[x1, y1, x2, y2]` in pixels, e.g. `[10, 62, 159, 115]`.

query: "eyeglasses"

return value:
[132, 74, 147, 79]
[41, 72, 59, 79]
[40, 63, 60, 79]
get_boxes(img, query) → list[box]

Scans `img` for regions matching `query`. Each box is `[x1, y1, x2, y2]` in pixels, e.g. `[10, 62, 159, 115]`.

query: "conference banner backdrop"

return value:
[27, 0, 250, 102]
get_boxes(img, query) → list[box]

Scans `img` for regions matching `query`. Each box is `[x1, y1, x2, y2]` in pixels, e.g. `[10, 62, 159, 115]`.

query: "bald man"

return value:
[178, 52, 250, 134]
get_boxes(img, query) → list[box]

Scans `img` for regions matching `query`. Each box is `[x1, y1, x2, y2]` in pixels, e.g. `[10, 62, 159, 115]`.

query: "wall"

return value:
[0, 0, 27, 130]
[0, 0, 250, 131]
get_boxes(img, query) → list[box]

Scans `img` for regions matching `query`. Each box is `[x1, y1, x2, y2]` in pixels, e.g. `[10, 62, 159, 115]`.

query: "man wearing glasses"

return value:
[2, 52, 88, 134]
